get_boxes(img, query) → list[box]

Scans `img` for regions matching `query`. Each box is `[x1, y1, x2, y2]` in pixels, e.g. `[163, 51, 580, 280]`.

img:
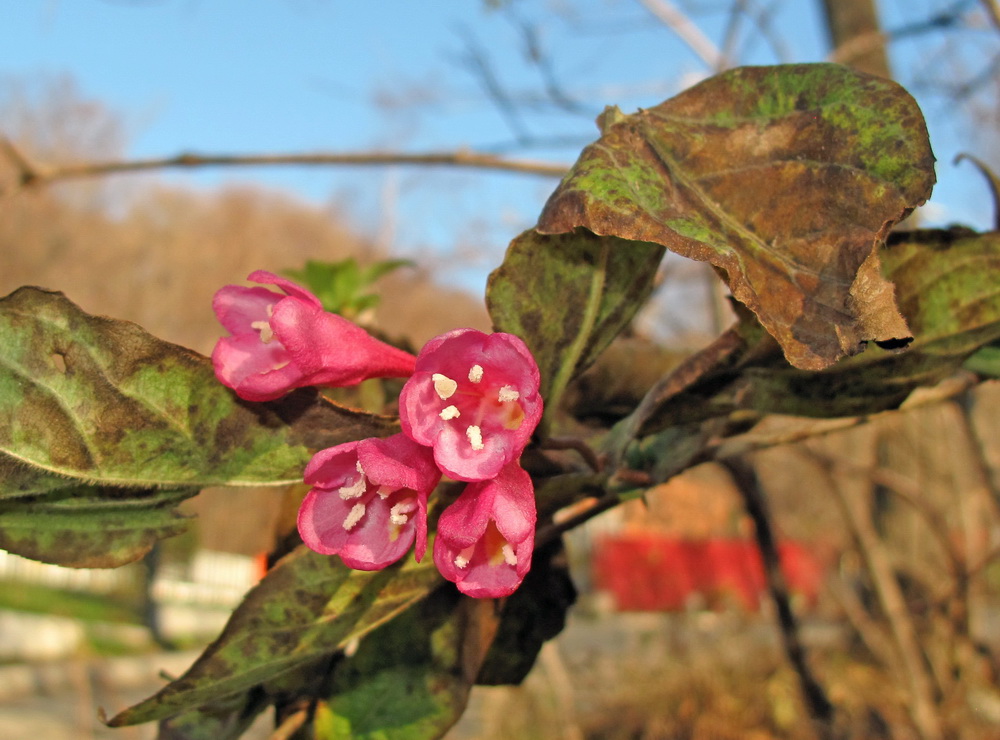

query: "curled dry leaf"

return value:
[537, 63, 936, 370]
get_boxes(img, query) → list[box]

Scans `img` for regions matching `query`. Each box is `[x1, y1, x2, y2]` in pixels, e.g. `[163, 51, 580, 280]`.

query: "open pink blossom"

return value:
[212, 270, 416, 402]
[297, 434, 441, 570]
[399, 328, 542, 481]
[433, 462, 535, 598]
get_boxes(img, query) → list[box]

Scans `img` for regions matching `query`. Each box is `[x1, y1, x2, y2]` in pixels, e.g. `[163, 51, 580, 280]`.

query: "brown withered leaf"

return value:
[537, 63, 936, 370]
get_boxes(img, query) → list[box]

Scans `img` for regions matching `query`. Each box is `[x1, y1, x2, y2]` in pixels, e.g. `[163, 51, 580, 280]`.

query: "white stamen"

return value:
[250, 304, 276, 343]
[343, 502, 366, 530]
[251, 320, 274, 343]
[338, 461, 367, 499]
[501, 543, 518, 566]
[390, 500, 417, 525]
[498, 385, 520, 402]
[468, 364, 484, 383]
[376, 486, 393, 499]
[454, 555, 469, 568]
[466, 425, 485, 450]
[439, 405, 461, 420]
[432, 373, 458, 400]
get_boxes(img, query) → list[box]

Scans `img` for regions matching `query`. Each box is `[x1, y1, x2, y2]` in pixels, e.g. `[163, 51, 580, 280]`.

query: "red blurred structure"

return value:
[592, 536, 824, 612]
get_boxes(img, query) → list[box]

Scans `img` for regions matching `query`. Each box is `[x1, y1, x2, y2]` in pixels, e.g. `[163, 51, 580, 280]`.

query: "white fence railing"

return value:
[0, 549, 133, 593]
[0, 549, 261, 607]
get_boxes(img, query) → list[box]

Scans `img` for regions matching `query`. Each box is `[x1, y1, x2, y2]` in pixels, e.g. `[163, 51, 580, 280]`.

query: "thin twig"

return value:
[719, 456, 842, 740]
[713, 372, 980, 460]
[268, 708, 309, 740]
[0, 140, 568, 195]
[456, 27, 534, 145]
[738, 0, 794, 64]
[809, 451, 963, 579]
[538, 436, 603, 473]
[636, 0, 725, 70]
[817, 454, 945, 740]
[980, 0, 1000, 31]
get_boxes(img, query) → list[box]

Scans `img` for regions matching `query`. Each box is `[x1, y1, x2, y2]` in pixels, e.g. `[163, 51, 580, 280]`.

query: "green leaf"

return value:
[0, 286, 397, 492]
[737, 228, 1000, 417]
[106, 546, 443, 727]
[153, 691, 269, 740]
[283, 257, 413, 318]
[965, 344, 1000, 377]
[0, 466, 193, 568]
[486, 228, 664, 423]
[619, 229, 1000, 437]
[316, 585, 499, 740]
[537, 63, 935, 370]
[0, 286, 397, 566]
[361, 258, 415, 285]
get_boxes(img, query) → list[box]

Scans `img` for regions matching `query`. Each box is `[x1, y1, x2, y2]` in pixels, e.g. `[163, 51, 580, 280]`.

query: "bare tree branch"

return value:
[737, 0, 794, 64]
[511, 13, 594, 116]
[636, 0, 725, 70]
[0, 137, 568, 195]
[713, 372, 980, 460]
[980, 0, 1000, 31]
[455, 27, 535, 145]
[814, 452, 945, 740]
[719, 456, 842, 740]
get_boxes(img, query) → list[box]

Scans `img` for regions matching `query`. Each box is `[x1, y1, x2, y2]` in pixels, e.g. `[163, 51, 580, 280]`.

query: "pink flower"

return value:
[212, 270, 416, 402]
[398, 328, 542, 481]
[297, 434, 441, 570]
[433, 462, 536, 598]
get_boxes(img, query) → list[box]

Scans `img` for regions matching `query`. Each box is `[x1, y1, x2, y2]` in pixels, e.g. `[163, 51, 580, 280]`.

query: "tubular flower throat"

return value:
[399, 328, 542, 481]
[212, 270, 416, 402]
[433, 462, 536, 598]
[296, 434, 441, 571]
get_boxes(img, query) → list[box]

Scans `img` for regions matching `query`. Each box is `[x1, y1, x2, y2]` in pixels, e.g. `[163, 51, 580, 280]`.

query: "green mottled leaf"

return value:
[0, 286, 397, 491]
[0, 462, 192, 568]
[107, 545, 442, 727]
[620, 229, 1000, 438]
[486, 229, 664, 420]
[317, 586, 499, 740]
[736, 229, 1000, 417]
[154, 691, 268, 740]
[537, 63, 935, 370]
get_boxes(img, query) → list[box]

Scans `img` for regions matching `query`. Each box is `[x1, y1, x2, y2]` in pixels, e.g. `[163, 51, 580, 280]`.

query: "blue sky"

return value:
[1, 0, 996, 294]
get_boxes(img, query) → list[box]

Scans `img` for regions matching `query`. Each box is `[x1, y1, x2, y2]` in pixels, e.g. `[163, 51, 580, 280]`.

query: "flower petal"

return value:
[297, 435, 438, 570]
[245, 270, 324, 308]
[211, 333, 303, 402]
[212, 285, 282, 335]
[399, 328, 542, 481]
[271, 299, 416, 384]
[433, 463, 536, 598]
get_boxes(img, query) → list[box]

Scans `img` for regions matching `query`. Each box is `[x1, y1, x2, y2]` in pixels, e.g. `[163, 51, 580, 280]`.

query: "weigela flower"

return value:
[212, 270, 416, 402]
[297, 434, 441, 570]
[398, 328, 542, 481]
[433, 462, 536, 598]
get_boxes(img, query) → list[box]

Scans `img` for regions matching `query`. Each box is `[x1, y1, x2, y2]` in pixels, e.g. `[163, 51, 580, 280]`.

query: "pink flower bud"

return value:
[399, 328, 542, 481]
[212, 270, 416, 402]
[297, 434, 441, 570]
[433, 462, 535, 598]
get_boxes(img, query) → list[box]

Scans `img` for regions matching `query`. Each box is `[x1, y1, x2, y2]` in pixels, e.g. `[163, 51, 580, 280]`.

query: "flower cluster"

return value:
[213, 271, 543, 598]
